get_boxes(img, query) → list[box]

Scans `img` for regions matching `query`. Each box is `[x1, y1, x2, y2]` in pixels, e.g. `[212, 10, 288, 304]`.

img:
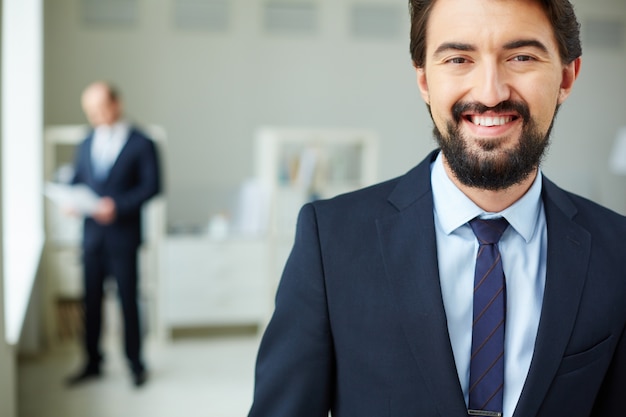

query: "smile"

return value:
[468, 115, 516, 126]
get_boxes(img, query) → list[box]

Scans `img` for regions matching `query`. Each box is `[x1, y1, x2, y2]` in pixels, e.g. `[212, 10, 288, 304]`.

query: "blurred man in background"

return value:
[66, 81, 161, 388]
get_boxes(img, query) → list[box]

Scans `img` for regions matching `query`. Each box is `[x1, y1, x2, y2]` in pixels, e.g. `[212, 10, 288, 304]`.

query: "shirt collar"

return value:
[94, 120, 129, 137]
[430, 151, 543, 243]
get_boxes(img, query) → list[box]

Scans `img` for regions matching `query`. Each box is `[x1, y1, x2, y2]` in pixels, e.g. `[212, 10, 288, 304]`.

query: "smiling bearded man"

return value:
[248, 1, 626, 416]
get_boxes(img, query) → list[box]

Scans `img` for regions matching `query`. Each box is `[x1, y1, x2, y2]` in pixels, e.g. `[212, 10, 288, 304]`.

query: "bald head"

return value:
[81, 81, 122, 127]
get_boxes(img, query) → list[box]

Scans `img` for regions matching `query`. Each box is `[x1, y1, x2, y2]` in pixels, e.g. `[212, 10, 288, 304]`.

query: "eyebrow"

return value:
[433, 42, 476, 57]
[433, 39, 550, 57]
[503, 39, 549, 54]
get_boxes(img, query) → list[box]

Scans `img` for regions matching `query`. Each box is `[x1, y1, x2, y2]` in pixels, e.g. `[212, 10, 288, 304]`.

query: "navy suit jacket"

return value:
[249, 150, 626, 417]
[72, 127, 161, 253]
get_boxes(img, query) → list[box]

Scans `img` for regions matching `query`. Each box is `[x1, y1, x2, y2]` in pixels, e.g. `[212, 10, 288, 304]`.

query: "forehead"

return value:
[426, 0, 558, 53]
[83, 86, 113, 107]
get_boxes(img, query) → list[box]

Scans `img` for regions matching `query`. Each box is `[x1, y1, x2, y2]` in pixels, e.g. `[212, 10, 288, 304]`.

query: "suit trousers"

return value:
[82, 245, 144, 373]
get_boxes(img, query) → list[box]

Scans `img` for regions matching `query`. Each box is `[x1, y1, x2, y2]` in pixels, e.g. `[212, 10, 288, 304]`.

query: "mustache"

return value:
[452, 100, 531, 124]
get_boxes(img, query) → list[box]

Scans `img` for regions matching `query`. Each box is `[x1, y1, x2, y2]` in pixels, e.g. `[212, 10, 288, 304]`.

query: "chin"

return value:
[473, 137, 511, 153]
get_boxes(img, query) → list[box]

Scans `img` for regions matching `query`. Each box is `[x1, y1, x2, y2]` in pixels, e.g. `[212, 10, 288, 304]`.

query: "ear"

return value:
[558, 56, 581, 104]
[114, 100, 124, 116]
[415, 64, 430, 105]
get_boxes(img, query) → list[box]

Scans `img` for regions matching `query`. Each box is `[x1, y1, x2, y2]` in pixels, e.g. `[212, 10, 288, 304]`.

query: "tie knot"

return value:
[469, 217, 509, 245]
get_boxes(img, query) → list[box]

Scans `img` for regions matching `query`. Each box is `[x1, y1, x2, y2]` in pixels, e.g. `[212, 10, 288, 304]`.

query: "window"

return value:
[2, 0, 44, 345]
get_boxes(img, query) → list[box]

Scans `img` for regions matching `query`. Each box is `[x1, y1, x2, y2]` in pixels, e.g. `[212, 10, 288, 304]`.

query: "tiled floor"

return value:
[17, 332, 261, 417]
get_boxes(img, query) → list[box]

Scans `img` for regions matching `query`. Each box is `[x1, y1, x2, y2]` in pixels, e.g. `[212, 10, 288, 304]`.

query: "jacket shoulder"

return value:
[542, 177, 626, 238]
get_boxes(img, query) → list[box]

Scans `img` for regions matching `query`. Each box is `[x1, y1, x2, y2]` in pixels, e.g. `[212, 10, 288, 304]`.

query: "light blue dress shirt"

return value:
[430, 153, 547, 417]
[91, 121, 129, 180]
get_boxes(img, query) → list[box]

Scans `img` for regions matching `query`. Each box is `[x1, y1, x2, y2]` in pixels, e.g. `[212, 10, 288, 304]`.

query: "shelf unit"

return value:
[254, 126, 379, 295]
[255, 126, 378, 236]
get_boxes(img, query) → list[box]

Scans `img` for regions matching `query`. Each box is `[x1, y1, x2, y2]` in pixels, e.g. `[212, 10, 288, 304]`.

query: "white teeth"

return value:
[471, 116, 512, 126]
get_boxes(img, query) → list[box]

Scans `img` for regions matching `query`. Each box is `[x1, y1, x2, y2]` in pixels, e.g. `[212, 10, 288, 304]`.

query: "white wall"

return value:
[43, 0, 626, 226]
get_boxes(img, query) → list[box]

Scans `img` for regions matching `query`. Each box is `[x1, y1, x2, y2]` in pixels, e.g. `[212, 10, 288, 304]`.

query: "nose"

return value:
[470, 62, 511, 108]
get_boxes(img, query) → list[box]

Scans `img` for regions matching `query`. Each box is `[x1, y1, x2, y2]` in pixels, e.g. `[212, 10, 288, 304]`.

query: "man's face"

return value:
[81, 85, 121, 127]
[415, 0, 580, 190]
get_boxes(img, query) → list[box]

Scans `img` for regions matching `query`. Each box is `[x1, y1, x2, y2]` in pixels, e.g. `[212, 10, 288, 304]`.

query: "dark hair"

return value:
[409, 0, 582, 68]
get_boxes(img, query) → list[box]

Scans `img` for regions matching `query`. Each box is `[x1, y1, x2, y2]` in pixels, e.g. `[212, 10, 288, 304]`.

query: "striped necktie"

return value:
[468, 217, 509, 417]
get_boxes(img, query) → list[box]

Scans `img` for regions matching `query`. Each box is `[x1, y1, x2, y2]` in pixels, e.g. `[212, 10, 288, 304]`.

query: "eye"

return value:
[447, 57, 469, 64]
[511, 55, 534, 62]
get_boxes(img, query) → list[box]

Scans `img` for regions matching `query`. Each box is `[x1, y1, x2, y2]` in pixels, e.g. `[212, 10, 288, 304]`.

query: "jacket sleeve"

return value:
[248, 203, 334, 417]
[113, 136, 161, 217]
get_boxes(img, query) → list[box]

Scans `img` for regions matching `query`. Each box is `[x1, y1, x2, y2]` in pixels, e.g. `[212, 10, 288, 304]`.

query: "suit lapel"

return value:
[104, 129, 134, 183]
[83, 134, 98, 181]
[376, 151, 468, 417]
[513, 178, 591, 417]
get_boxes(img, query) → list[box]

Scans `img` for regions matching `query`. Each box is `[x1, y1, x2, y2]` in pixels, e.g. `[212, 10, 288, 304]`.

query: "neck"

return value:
[441, 156, 538, 213]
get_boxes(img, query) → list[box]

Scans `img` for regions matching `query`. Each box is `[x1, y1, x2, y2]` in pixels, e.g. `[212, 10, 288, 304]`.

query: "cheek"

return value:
[518, 73, 561, 120]
[527, 90, 559, 128]
[426, 83, 460, 123]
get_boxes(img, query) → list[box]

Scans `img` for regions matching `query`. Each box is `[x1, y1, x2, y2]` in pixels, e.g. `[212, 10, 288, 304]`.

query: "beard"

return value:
[432, 100, 557, 191]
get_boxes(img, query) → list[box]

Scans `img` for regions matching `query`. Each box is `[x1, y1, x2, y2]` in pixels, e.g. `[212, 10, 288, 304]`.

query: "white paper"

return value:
[44, 182, 100, 215]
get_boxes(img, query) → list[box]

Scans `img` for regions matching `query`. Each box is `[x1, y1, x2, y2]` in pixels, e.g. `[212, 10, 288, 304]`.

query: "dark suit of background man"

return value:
[66, 81, 161, 388]
[248, 0, 626, 416]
